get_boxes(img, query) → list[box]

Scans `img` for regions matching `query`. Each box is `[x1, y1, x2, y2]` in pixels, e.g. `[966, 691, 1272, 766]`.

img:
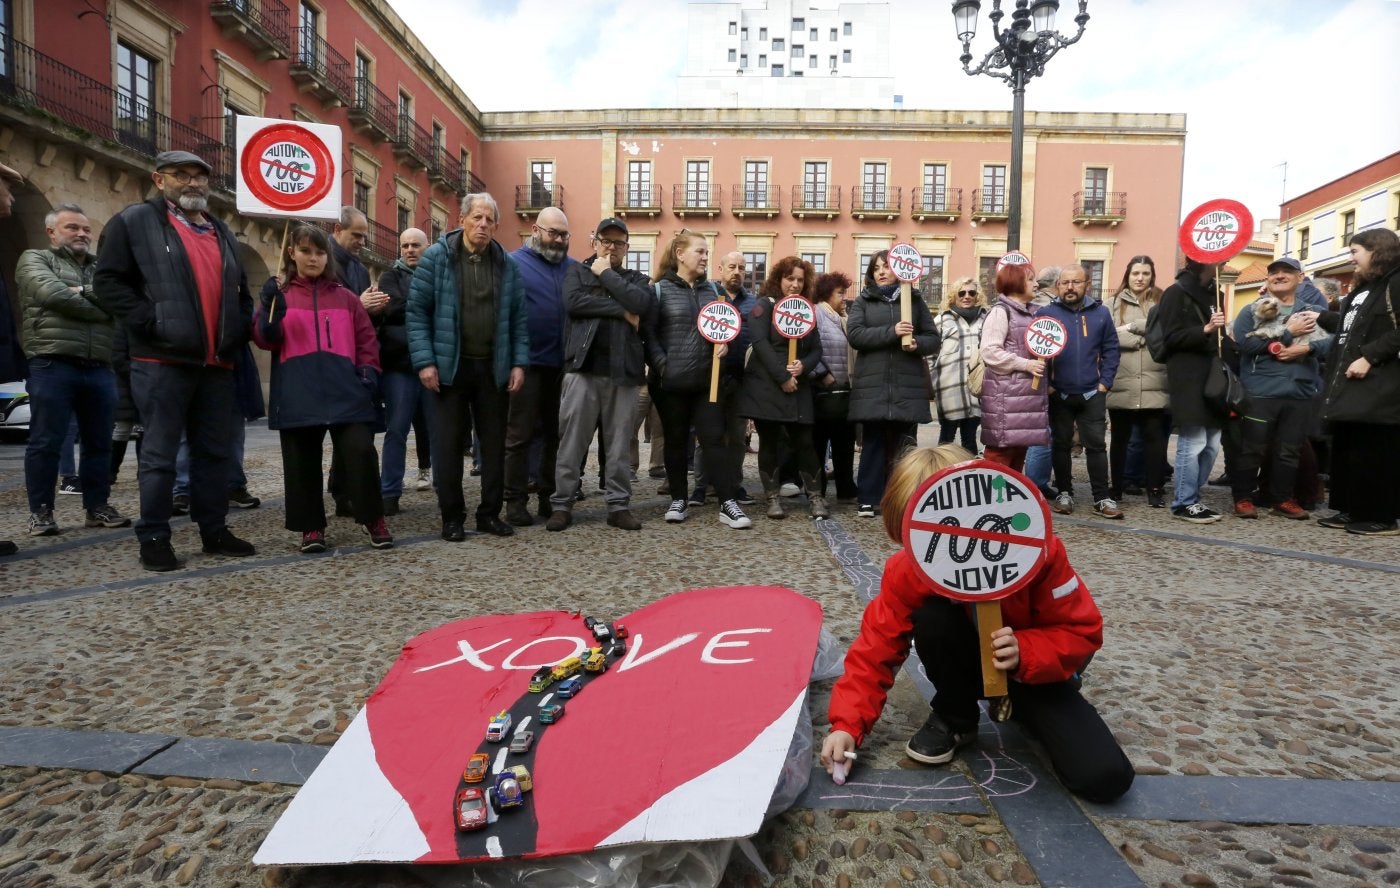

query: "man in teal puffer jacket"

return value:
[406, 193, 529, 542]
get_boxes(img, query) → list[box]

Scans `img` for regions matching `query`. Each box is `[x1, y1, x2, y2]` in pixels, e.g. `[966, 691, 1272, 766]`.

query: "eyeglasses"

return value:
[957, 289, 978, 297]
[595, 236, 628, 249]
[161, 170, 209, 185]
[536, 226, 570, 239]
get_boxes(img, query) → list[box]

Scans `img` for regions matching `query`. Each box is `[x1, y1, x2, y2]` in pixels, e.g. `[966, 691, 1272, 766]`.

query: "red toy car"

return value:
[454, 787, 488, 831]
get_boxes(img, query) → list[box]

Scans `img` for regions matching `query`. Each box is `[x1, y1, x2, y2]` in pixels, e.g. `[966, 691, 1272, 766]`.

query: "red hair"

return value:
[994, 263, 1032, 298]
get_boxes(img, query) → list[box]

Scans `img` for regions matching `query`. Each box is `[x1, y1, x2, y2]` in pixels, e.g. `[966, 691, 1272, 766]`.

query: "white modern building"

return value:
[678, 1, 894, 108]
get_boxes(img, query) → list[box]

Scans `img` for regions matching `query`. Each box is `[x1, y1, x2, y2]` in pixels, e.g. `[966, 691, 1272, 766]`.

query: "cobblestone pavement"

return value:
[0, 424, 1396, 887]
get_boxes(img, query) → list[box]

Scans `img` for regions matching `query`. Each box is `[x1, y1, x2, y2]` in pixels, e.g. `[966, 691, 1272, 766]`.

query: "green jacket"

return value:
[17, 245, 113, 362]
[406, 230, 528, 388]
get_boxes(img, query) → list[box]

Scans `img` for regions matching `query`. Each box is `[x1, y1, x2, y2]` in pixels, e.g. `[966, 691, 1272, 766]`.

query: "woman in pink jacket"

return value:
[254, 224, 391, 553]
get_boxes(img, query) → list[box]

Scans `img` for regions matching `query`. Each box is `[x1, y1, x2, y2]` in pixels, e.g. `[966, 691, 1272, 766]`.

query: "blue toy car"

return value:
[557, 676, 584, 698]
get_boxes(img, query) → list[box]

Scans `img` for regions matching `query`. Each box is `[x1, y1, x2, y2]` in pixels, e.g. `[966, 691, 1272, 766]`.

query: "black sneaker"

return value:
[85, 504, 132, 528]
[735, 487, 756, 506]
[171, 494, 190, 516]
[140, 538, 182, 572]
[200, 529, 256, 556]
[664, 499, 688, 523]
[28, 509, 58, 537]
[905, 711, 974, 765]
[687, 487, 706, 507]
[229, 488, 261, 509]
[58, 476, 81, 495]
[382, 496, 400, 516]
[1172, 503, 1222, 524]
[1317, 512, 1351, 529]
[1345, 520, 1400, 536]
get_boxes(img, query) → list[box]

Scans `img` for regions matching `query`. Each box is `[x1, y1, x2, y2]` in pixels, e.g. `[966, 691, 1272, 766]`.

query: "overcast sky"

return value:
[392, 0, 1400, 231]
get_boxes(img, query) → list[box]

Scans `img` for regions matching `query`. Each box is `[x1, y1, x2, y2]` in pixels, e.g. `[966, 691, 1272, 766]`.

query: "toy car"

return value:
[583, 648, 606, 674]
[582, 615, 598, 630]
[454, 787, 488, 831]
[490, 772, 526, 812]
[507, 765, 532, 791]
[592, 622, 613, 642]
[614, 622, 628, 639]
[462, 752, 491, 783]
[550, 656, 582, 681]
[509, 730, 534, 754]
[557, 676, 584, 697]
[607, 638, 626, 658]
[528, 667, 554, 693]
[486, 710, 512, 743]
[539, 703, 564, 723]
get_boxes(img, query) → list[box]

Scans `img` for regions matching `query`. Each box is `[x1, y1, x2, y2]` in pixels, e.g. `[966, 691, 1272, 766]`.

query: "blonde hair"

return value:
[879, 444, 977, 542]
[942, 276, 986, 310]
[651, 230, 707, 283]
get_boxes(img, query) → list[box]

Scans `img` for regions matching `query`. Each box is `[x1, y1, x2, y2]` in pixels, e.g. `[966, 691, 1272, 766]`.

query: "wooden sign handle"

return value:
[975, 601, 1008, 697]
[899, 282, 913, 349]
[788, 338, 797, 364]
[709, 345, 722, 403]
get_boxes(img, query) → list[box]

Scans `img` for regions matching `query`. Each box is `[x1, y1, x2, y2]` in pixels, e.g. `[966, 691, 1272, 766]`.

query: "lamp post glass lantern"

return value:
[950, 0, 1089, 250]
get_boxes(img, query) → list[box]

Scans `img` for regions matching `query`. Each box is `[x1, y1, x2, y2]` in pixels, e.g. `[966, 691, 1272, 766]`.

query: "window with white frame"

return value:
[801, 253, 827, 274]
[626, 160, 652, 207]
[530, 160, 554, 207]
[685, 160, 711, 207]
[803, 161, 829, 208]
[743, 252, 768, 292]
[862, 162, 887, 210]
[744, 160, 769, 208]
[922, 163, 948, 212]
[981, 164, 1007, 213]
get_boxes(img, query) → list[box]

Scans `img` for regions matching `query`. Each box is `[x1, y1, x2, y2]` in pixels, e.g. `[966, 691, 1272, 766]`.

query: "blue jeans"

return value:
[380, 370, 432, 498]
[58, 416, 78, 478]
[1024, 443, 1053, 496]
[856, 420, 916, 505]
[1172, 425, 1221, 510]
[24, 357, 116, 513]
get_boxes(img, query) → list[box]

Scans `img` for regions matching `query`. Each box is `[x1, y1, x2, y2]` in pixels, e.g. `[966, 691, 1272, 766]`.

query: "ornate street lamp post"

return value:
[951, 0, 1089, 250]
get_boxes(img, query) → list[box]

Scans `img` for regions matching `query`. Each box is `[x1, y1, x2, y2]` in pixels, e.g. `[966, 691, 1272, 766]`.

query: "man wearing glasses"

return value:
[503, 207, 575, 526]
[95, 150, 256, 571]
[546, 218, 654, 531]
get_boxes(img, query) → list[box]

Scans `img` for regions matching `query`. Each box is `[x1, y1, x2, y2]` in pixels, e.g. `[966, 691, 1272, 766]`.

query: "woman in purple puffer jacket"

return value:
[978, 263, 1049, 471]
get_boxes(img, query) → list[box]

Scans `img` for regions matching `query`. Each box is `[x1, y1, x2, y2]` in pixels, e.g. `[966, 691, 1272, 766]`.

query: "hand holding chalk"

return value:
[831, 751, 857, 785]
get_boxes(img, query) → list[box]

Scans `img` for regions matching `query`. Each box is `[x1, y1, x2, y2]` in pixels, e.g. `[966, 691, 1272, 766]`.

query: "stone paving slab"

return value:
[0, 726, 175, 773]
[1092, 774, 1400, 828]
[134, 737, 327, 786]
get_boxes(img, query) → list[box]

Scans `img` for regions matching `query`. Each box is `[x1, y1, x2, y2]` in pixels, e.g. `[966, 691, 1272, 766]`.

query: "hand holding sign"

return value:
[889, 243, 922, 349]
[773, 295, 816, 364]
[1024, 316, 1067, 391]
[698, 300, 742, 402]
[901, 461, 1051, 699]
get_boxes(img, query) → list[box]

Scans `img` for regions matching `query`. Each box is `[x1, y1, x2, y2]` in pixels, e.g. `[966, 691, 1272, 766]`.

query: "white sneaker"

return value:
[414, 470, 431, 491]
[664, 499, 688, 523]
[718, 499, 753, 529]
[779, 482, 801, 497]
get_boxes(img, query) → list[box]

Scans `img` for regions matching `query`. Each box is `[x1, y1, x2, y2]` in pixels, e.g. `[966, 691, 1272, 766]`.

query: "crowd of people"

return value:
[3, 148, 1398, 564]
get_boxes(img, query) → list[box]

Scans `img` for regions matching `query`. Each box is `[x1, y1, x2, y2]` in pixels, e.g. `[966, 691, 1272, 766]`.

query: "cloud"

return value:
[393, 0, 1400, 228]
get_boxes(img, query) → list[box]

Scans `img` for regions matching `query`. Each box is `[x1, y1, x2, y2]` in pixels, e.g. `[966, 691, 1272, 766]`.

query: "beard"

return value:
[530, 235, 567, 264]
[177, 193, 208, 213]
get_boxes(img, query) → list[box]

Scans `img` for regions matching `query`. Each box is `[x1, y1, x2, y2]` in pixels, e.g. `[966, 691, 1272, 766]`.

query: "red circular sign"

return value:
[240, 123, 335, 212]
[1178, 198, 1254, 263]
[697, 300, 742, 344]
[1024, 317, 1067, 359]
[888, 243, 923, 283]
[901, 460, 1051, 602]
[772, 296, 816, 339]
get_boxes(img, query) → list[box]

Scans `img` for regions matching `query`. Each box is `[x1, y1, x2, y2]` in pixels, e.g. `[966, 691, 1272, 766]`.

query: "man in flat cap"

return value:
[94, 150, 256, 571]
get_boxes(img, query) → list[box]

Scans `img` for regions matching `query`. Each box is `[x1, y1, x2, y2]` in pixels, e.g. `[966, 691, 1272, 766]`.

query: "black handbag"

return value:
[813, 385, 851, 421]
[1203, 353, 1250, 419]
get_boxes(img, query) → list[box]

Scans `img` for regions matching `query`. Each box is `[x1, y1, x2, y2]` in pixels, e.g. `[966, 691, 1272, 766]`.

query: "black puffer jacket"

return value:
[94, 197, 251, 365]
[1322, 263, 1400, 425]
[375, 261, 415, 374]
[737, 294, 822, 424]
[1158, 267, 1223, 429]
[645, 272, 724, 393]
[563, 257, 654, 385]
[846, 286, 938, 423]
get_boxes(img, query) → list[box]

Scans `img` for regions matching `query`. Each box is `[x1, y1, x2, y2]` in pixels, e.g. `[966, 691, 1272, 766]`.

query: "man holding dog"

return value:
[1229, 257, 1330, 519]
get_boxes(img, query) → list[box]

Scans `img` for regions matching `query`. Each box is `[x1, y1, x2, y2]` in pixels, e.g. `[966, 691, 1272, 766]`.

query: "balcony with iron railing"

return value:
[0, 37, 232, 190]
[289, 27, 351, 107]
[428, 147, 466, 195]
[672, 184, 721, 218]
[515, 184, 564, 216]
[910, 186, 962, 222]
[363, 218, 400, 267]
[971, 188, 1009, 222]
[613, 184, 661, 217]
[1072, 191, 1127, 226]
[731, 184, 780, 218]
[393, 113, 432, 170]
[790, 186, 841, 219]
[347, 75, 396, 142]
[209, 0, 291, 60]
[851, 186, 901, 220]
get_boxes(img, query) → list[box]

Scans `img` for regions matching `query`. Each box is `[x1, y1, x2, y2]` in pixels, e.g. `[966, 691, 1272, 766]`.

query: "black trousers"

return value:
[280, 423, 382, 532]
[755, 419, 818, 484]
[504, 365, 562, 506]
[910, 594, 1134, 803]
[812, 417, 857, 499]
[652, 384, 737, 502]
[1109, 407, 1167, 495]
[432, 356, 508, 523]
[1049, 392, 1110, 502]
[1232, 396, 1309, 505]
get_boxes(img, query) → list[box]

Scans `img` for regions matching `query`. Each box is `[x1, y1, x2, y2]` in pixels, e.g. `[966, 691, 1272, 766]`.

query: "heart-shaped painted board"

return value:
[255, 585, 823, 864]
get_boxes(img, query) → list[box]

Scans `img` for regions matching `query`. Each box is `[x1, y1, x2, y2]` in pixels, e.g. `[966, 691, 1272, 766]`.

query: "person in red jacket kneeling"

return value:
[821, 444, 1134, 802]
